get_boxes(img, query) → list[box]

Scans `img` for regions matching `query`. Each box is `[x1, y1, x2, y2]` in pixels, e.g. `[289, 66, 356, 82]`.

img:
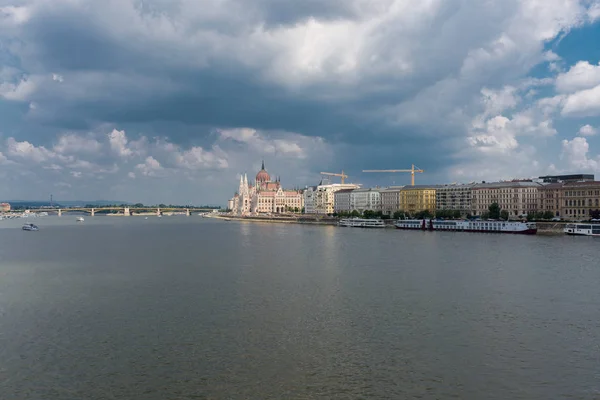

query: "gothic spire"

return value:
[261, 159, 265, 170]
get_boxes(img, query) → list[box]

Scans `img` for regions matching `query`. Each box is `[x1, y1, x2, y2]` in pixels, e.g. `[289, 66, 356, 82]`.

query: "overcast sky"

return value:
[2, 0, 600, 205]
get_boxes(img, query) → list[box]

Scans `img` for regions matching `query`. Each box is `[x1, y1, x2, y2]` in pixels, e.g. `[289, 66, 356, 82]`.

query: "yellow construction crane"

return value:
[362, 164, 424, 186]
[320, 171, 348, 184]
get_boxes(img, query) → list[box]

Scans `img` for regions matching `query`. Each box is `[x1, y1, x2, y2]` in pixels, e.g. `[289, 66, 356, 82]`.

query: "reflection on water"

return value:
[0, 217, 599, 399]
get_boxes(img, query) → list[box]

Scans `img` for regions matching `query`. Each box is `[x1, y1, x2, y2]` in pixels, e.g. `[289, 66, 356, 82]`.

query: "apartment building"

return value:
[471, 181, 542, 217]
[540, 181, 600, 220]
[380, 187, 404, 216]
[399, 185, 439, 214]
[350, 188, 381, 213]
[333, 189, 354, 213]
[435, 184, 474, 215]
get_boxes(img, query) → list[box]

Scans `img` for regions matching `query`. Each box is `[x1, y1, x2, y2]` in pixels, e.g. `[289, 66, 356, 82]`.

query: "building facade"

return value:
[399, 185, 439, 215]
[436, 184, 475, 215]
[333, 189, 354, 213]
[304, 180, 361, 215]
[540, 181, 600, 220]
[0, 203, 10, 212]
[471, 181, 542, 217]
[230, 161, 303, 215]
[380, 187, 403, 216]
[350, 188, 381, 213]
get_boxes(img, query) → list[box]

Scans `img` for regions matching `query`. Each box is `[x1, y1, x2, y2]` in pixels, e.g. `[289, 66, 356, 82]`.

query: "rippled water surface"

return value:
[1, 216, 599, 399]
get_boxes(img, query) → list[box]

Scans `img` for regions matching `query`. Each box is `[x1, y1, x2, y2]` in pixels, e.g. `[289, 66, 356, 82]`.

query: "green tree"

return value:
[294, 207, 299, 213]
[350, 210, 360, 217]
[488, 202, 501, 219]
[542, 211, 555, 220]
[481, 211, 490, 219]
[415, 210, 433, 219]
[453, 210, 462, 219]
[500, 210, 509, 220]
[393, 210, 405, 219]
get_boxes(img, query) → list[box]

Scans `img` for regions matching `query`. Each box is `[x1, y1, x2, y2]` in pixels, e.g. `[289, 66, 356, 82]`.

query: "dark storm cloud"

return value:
[2, 0, 597, 203]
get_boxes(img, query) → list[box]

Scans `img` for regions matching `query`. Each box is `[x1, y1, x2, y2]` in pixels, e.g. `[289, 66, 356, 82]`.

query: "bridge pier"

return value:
[58, 209, 62, 217]
[91, 208, 95, 217]
[124, 207, 130, 216]
[157, 208, 161, 216]
[186, 209, 190, 216]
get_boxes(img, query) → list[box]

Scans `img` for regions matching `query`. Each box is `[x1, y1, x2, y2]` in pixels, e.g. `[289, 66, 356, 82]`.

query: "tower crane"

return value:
[320, 171, 348, 184]
[362, 164, 424, 186]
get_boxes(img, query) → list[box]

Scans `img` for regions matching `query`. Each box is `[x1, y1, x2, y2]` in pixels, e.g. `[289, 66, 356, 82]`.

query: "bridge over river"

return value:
[28, 207, 217, 217]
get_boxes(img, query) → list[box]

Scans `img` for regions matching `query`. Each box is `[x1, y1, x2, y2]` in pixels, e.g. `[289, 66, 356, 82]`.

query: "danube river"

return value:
[1, 216, 599, 399]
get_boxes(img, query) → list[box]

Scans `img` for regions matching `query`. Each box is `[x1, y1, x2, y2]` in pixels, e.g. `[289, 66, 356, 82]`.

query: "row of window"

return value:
[564, 190, 600, 196]
[565, 199, 600, 207]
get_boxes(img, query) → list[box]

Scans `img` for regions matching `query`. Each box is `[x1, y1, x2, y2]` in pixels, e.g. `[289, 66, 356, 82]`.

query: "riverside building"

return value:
[539, 181, 600, 220]
[349, 188, 381, 213]
[435, 184, 475, 215]
[230, 161, 304, 215]
[399, 185, 440, 215]
[380, 187, 404, 216]
[471, 181, 542, 217]
[304, 179, 361, 215]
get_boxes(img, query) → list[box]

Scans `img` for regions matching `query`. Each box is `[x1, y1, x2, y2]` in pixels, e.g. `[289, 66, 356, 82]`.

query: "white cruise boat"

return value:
[22, 223, 39, 231]
[395, 219, 537, 235]
[76, 216, 84, 222]
[338, 218, 386, 228]
[564, 223, 600, 237]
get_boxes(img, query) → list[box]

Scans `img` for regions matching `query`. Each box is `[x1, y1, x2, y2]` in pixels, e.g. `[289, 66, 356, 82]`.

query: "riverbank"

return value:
[208, 214, 568, 235]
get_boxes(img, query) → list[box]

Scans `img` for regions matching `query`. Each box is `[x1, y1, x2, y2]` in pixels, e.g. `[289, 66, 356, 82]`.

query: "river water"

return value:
[0, 216, 599, 399]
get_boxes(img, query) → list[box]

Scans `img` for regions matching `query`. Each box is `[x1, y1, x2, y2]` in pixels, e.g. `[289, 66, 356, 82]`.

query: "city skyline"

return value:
[2, 1, 600, 205]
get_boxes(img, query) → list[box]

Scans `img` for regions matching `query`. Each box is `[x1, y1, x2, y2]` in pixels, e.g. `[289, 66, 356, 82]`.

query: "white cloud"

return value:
[54, 134, 102, 154]
[108, 129, 134, 157]
[52, 73, 64, 83]
[578, 124, 597, 136]
[561, 84, 600, 116]
[135, 156, 163, 177]
[0, 78, 36, 101]
[70, 171, 82, 178]
[561, 137, 599, 170]
[175, 146, 229, 170]
[217, 128, 318, 159]
[0, 5, 31, 25]
[5, 137, 54, 163]
[556, 61, 600, 93]
[128, 172, 136, 179]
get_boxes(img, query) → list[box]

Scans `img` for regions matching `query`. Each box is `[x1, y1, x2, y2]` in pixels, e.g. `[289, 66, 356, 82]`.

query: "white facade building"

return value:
[350, 188, 381, 213]
[304, 180, 361, 214]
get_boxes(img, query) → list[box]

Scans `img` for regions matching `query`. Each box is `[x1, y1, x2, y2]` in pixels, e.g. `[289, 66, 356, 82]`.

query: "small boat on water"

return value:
[76, 217, 84, 222]
[564, 223, 600, 237]
[395, 219, 537, 235]
[22, 223, 39, 231]
[338, 218, 386, 228]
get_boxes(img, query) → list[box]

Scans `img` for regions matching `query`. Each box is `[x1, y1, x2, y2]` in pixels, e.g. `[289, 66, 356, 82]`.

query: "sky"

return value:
[1, 0, 600, 205]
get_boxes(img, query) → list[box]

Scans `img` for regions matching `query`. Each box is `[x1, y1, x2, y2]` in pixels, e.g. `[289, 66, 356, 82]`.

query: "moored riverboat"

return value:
[338, 218, 385, 228]
[564, 223, 600, 237]
[394, 219, 537, 234]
